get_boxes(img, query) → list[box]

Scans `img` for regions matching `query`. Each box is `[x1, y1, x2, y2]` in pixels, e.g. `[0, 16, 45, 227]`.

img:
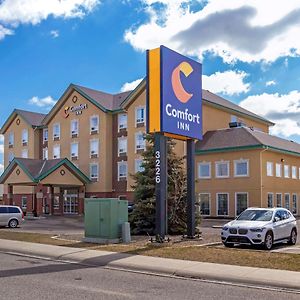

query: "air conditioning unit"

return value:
[54, 134, 59, 138]
[22, 139, 27, 143]
[91, 150, 95, 154]
[53, 155, 57, 159]
[91, 127, 96, 131]
[71, 153, 76, 157]
[72, 130, 76, 134]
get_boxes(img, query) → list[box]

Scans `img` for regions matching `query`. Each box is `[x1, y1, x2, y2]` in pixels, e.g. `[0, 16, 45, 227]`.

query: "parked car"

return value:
[0, 205, 24, 228]
[221, 207, 297, 250]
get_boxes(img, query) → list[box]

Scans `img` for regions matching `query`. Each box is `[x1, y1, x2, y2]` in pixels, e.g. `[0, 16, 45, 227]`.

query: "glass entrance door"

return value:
[63, 194, 79, 214]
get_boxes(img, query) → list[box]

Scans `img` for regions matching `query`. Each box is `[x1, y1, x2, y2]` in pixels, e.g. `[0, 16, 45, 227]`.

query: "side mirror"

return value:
[273, 216, 280, 222]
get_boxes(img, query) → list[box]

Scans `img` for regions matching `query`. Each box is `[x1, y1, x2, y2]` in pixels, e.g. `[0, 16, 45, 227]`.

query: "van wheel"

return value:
[8, 219, 18, 228]
[288, 228, 297, 245]
[264, 231, 273, 250]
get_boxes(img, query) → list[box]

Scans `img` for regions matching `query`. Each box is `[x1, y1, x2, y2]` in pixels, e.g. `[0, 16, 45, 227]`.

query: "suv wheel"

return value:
[8, 219, 18, 228]
[288, 228, 297, 245]
[264, 231, 273, 250]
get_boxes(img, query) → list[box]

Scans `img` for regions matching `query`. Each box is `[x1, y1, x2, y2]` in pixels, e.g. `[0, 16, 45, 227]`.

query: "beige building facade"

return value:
[1, 80, 285, 217]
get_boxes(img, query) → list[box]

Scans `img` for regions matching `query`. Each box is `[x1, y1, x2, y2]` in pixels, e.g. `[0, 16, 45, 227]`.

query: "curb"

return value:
[0, 239, 299, 291]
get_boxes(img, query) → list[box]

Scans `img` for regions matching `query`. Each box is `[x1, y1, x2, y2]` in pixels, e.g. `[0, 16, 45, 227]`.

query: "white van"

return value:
[0, 205, 24, 228]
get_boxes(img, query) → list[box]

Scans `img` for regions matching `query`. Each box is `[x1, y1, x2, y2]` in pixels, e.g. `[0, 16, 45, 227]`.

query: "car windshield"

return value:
[237, 209, 273, 221]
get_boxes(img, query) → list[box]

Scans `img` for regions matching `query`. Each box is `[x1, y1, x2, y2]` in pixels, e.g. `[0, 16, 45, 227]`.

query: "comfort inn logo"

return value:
[171, 61, 193, 103]
[63, 106, 70, 118]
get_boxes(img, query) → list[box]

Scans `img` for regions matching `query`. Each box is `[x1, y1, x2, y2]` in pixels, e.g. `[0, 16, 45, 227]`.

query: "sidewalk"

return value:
[0, 238, 299, 290]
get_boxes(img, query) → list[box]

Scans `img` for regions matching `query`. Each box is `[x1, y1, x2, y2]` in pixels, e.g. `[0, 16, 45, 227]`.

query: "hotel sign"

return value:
[147, 46, 202, 140]
[63, 103, 88, 118]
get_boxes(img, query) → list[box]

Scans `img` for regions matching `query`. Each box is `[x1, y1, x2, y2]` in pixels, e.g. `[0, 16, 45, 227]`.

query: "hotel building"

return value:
[0, 80, 299, 217]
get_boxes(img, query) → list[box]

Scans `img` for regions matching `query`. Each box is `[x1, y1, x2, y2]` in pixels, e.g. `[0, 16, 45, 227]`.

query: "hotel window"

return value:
[234, 159, 249, 177]
[292, 166, 297, 179]
[118, 161, 128, 181]
[266, 162, 273, 176]
[43, 128, 48, 142]
[231, 115, 238, 122]
[276, 193, 282, 207]
[198, 162, 211, 179]
[276, 163, 282, 177]
[22, 129, 28, 146]
[217, 193, 229, 216]
[215, 161, 229, 178]
[90, 115, 99, 134]
[53, 123, 60, 140]
[53, 145, 60, 159]
[135, 106, 145, 125]
[267, 193, 274, 208]
[236, 193, 248, 216]
[199, 193, 210, 216]
[292, 194, 297, 214]
[71, 119, 79, 137]
[43, 148, 48, 160]
[135, 132, 145, 151]
[118, 113, 127, 130]
[90, 163, 99, 182]
[8, 152, 14, 163]
[90, 139, 99, 158]
[284, 165, 290, 178]
[135, 159, 144, 173]
[21, 196, 27, 209]
[21, 149, 28, 158]
[118, 137, 127, 156]
[284, 193, 290, 210]
[8, 132, 14, 147]
[71, 142, 79, 160]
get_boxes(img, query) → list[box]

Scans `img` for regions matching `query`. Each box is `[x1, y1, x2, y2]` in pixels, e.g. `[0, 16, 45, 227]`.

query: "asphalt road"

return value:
[0, 252, 299, 300]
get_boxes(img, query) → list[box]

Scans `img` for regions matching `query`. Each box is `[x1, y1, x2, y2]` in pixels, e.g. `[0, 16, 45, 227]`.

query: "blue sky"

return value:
[1, 0, 300, 173]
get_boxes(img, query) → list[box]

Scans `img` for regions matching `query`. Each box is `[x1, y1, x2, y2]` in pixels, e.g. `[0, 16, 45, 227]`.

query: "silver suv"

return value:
[0, 205, 24, 228]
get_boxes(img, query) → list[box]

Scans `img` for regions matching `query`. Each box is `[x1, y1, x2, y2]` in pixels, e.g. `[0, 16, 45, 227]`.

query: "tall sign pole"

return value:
[186, 139, 195, 237]
[147, 46, 202, 240]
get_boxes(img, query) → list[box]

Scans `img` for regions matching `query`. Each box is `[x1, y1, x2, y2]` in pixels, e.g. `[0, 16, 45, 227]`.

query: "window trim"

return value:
[118, 137, 128, 156]
[276, 163, 282, 177]
[22, 128, 29, 145]
[70, 119, 79, 137]
[53, 123, 61, 140]
[135, 106, 145, 126]
[89, 139, 99, 158]
[118, 113, 127, 131]
[8, 132, 14, 146]
[90, 163, 99, 181]
[199, 193, 211, 216]
[43, 128, 48, 142]
[135, 131, 145, 152]
[276, 193, 282, 207]
[198, 162, 211, 179]
[117, 161, 128, 181]
[90, 115, 99, 134]
[53, 144, 61, 159]
[267, 192, 274, 208]
[266, 161, 273, 177]
[284, 164, 290, 178]
[70, 142, 79, 159]
[235, 192, 248, 217]
[216, 192, 229, 216]
[292, 166, 297, 179]
[215, 160, 230, 178]
[234, 159, 249, 177]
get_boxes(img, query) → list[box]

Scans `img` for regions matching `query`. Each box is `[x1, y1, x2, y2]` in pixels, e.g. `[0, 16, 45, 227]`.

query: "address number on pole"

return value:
[155, 150, 161, 183]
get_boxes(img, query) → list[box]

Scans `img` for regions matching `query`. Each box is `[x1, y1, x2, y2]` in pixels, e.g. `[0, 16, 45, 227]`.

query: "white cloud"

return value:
[120, 78, 143, 92]
[0, 135, 3, 143]
[0, 24, 13, 40]
[0, 0, 100, 40]
[0, 144, 3, 154]
[28, 96, 56, 108]
[50, 30, 59, 38]
[240, 90, 300, 137]
[203, 70, 250, 95]
[0, 164, 3, 175]
[125, 0, 300, 63]
[266, 80, 276, 86]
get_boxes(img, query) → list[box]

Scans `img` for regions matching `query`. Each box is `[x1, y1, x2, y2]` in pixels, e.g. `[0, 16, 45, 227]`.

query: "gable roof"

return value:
[0, 109, 46, 134]
[196, 126, 300, 156]
[0, 158, 91, 184]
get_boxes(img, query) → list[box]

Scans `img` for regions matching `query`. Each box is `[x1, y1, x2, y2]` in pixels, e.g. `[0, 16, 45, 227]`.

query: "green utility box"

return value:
[84, 198, 128, 243]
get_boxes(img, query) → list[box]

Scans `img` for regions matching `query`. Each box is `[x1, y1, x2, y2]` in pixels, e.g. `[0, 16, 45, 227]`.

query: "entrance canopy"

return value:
[0, 158, 91, 186]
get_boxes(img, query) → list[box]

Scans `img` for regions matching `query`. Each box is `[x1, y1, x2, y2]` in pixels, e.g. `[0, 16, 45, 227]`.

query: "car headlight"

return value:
[250, 227, 265, 233]
[222, 226, 229, 231]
